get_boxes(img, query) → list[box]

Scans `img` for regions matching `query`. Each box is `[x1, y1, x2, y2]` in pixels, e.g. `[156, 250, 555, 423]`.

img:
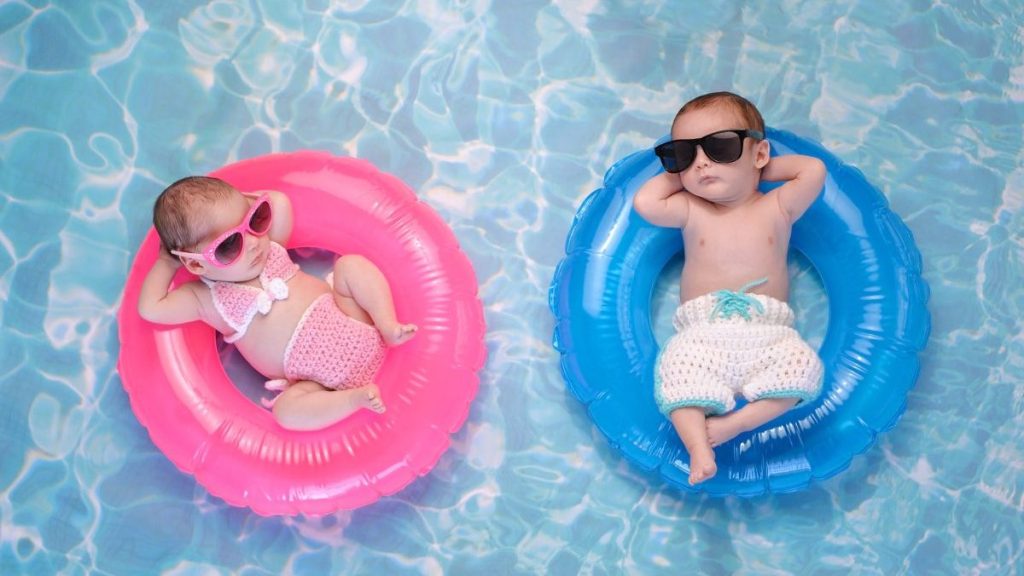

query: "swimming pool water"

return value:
[1, 1, 1022, 574]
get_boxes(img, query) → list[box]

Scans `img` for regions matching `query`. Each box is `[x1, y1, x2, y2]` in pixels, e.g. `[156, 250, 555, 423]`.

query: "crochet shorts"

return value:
[654, 292, 823, 416]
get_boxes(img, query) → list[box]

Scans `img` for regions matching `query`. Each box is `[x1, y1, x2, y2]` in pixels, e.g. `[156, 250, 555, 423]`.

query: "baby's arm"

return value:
[632, 172, 690, 228]
[242, 189, 293, 245]
[137, 248, 203, 325]
[761, 154, 826, 223]
[265, 190, 293, 245]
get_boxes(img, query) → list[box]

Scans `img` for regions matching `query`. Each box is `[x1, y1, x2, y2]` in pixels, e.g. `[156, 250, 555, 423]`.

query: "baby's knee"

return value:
[272, 396, 307, 430]
[271, 381, 324, 430]
[334, 254, 371, 276]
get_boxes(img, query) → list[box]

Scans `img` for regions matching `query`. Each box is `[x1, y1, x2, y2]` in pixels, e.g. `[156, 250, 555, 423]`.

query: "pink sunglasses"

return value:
[171, 194, 273, 267]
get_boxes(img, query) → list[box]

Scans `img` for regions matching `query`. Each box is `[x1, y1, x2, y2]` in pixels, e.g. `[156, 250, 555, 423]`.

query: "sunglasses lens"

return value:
[249, 201, 272, 234]
[702, 132, 743, 163]
[656, 141, 695, 174]
[214, 232, 244, 264]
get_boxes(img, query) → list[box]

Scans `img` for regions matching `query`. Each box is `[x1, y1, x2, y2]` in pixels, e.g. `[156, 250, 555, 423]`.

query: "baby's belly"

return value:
[233, 272, 332, 378]
[680, 261, 790, 302]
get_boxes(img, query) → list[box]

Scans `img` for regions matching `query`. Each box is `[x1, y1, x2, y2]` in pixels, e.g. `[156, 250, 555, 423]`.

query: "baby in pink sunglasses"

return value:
[137, 176, 417, 431]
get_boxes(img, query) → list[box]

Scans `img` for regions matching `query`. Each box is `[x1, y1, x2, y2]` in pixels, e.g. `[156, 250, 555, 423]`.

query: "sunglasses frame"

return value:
[171, 193, 273, 268]
[654, 129, 764, 174]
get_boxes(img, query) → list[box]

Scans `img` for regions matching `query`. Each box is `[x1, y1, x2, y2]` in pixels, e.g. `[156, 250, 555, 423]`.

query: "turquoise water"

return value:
[2, 1, 1022, 574]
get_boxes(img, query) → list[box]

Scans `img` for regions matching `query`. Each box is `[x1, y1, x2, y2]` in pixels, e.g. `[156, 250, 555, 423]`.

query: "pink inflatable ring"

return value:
[118, 151, 486, 516]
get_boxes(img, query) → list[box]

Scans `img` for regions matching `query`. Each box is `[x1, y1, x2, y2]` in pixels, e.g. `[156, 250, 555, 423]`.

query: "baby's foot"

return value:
[357, 384, 386, 413]
[689, 445, 718, 485]
[382, 322, 418, 346]
[706, 412, 750, 448]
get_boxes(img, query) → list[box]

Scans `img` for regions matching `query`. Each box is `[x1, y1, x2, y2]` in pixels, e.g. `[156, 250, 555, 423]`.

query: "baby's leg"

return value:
[272, 380, 385, 431]
[331, 255, 417, 346]
[708, 329, 823, 446]
[705, 397, 797, 447]
[669, 407, 717, 485]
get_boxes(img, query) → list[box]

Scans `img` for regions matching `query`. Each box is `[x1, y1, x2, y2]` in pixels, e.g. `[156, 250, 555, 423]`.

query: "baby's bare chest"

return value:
[679, 200, 794, 300]
[685, 201, 789, 259]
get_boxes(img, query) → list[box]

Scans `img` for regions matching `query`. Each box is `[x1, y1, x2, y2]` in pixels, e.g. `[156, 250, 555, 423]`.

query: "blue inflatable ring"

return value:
[549, 128, 931, 496]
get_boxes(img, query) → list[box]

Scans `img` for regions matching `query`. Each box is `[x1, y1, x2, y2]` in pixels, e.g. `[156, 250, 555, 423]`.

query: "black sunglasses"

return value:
[654, 129, 764, 173]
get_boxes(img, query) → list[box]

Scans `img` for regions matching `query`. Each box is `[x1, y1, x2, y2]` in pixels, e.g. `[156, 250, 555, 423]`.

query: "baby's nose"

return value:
[692, 145, 711, 166]
[244, 231, 261, 250]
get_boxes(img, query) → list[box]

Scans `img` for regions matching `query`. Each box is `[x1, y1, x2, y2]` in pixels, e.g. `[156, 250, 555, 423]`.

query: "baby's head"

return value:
[662, 91, 770, 203]
[154, 176, 270, 280]
[153, 176, 237, 254]
[672, 91, 765, 137]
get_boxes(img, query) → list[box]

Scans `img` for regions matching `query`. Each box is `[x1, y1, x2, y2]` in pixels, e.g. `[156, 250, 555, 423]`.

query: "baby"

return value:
[633, 92, 826, 485]
[137, 176, 417, 431]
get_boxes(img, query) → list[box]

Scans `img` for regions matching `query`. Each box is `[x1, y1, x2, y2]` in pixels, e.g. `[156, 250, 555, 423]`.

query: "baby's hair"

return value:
[674, 91, 765, 133]
[153, 176, 237, 252]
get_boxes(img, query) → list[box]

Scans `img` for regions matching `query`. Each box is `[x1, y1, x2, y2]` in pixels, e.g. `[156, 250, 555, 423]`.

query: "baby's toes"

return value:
[387, 323, 418, 346]
[366, 389, 386, 412]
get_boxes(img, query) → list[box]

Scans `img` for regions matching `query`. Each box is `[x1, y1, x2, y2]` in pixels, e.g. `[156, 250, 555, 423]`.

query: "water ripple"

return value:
[0, 1, 1022, 574]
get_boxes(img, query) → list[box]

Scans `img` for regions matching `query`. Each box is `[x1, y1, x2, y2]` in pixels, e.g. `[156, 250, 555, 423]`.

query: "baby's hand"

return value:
[157, 243, 183, 269]
[383, 323, 418, 347]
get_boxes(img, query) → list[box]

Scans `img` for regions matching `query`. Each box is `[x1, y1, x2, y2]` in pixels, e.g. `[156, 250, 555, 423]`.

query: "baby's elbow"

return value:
[137, 301, 160, 324]
[632, 194, 653, 220]
[138, 299, 174, 325]
[809, 158, 827, 189]
[137, 296, 151, 318]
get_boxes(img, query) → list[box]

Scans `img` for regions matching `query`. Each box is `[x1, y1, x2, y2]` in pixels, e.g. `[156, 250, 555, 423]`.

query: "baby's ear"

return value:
[754, 138, 771, 169]
[182, 256, 207, 276]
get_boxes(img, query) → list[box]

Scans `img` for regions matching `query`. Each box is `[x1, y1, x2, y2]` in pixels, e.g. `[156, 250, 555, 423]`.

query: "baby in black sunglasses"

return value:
[633, 92, 827, 486]
[138, 177, 417, 431]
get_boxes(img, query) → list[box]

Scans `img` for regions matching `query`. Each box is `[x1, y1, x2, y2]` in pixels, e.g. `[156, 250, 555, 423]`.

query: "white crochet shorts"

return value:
[654, 292, 823, 416]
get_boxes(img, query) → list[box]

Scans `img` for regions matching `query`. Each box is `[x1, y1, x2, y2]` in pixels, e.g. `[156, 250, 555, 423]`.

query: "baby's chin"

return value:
[691, 184, 756, 205]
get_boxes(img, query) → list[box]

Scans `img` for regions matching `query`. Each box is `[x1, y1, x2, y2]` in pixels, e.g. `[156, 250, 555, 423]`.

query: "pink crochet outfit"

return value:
[205, 242, 386, 406]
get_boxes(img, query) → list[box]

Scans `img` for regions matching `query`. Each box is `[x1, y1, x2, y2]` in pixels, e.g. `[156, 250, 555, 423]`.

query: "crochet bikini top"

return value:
[204, 241, 299, 343]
